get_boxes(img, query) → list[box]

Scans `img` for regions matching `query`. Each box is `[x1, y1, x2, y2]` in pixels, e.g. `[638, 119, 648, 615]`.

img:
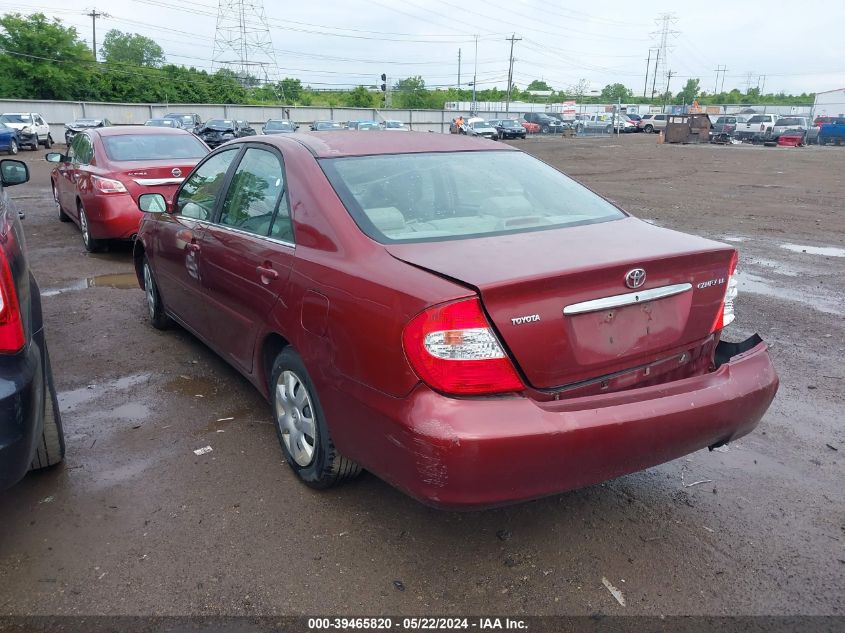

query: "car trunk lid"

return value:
[386, 217, 736, 389]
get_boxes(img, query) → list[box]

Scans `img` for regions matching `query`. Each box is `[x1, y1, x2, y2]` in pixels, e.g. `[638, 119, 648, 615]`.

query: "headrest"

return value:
[366, 207, 406, 231]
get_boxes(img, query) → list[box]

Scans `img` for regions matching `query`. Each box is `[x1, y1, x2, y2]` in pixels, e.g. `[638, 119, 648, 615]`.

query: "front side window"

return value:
[176, 148, 239, 220]
[322, 150, 624, 244]
[219, 147, 288, 238]
[74, 134, 93, 164]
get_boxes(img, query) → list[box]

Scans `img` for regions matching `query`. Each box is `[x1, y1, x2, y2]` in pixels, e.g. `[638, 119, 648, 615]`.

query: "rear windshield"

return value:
[775, 118, 802, 126]
[102, 134, 208, 161]
[321, 151, 625, 243]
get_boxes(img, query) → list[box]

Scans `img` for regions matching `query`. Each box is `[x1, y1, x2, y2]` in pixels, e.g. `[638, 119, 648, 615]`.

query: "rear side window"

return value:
[219, 147, 291, 240]
[176, 148, 239, 220]
[74, 134, 94, 164]
[322, 151, 624, 244]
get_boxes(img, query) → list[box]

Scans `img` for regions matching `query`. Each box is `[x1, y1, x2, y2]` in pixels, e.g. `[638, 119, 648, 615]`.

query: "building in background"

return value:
[813, 88, 845, 118]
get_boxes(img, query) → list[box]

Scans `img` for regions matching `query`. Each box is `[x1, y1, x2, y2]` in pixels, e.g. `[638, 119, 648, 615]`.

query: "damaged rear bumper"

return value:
[339, 335, 778, 509]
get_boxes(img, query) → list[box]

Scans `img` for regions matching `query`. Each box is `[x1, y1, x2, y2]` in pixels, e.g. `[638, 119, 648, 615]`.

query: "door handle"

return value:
[256, 265, 278, 281]
[186, 242, 200, 252]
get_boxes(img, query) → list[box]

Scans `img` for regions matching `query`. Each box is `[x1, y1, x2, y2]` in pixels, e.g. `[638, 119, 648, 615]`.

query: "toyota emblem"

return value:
[171, 168, 182, 178]
[625, 268, 647, 289]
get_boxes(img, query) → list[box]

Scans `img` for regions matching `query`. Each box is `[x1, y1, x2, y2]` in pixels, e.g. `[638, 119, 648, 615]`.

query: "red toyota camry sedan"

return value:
[133, 132, 778, 509]
[47, 126, 209, 252]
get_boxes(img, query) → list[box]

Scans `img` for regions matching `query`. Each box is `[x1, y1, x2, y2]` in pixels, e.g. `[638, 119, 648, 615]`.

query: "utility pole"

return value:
[471, 34, 478, 115]
[713, 65, 727, 94]
[457, 48, 461, 89]
[745, 71, 755, 94]
[651, 12, 678, 97]
[760, 74, 767, 94]
[505, 33, 521, 115]
[662, 70, 673, 112]
[643, 49, 654, 99]
[650, 48, 660, 100]
[86, 9, 106, 61]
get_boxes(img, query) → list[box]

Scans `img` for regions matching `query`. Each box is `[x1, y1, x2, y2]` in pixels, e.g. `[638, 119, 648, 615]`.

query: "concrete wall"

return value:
[0, 99, 452, 140]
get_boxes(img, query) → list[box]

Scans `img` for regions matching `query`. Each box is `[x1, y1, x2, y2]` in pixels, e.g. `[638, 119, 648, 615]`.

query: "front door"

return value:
[198, 145, 295, 372]
[152, 147, 240, 337]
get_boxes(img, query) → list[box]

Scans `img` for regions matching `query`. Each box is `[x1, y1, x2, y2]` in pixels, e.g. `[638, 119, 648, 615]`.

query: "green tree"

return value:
[393, 76, 428, 109]
[345, 85, 374, 107]
[600, 83, 634, 102]
[100, 29, 164, 67]
[278, 77, 302, 103]
[675, 78, 700, 104]
[526, 79, 553, 91]
[0, 13, 95, 100]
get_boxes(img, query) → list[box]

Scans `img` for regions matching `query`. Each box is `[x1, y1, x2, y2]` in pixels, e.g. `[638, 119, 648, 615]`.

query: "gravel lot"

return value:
[0, 135, 842, 617]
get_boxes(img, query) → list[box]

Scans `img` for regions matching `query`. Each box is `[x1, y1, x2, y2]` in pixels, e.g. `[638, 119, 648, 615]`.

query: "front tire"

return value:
[30, 347, 65, 470]
[78, 203, 103, 252]
[271, 348, 361, 489]
[143, 256, 171, 330]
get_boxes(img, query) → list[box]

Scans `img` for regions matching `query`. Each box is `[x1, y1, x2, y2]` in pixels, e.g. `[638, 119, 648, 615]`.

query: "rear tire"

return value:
[143, 256, 171, 330]
[78, 203, 103, 252]
[54, 185, 69, 222]
[44, 134, 53, 149]
[271, 348, 361, 489]
[7, 139, 17, 155]
[30, 347, 65, 470]
[644, 124, 654, 133]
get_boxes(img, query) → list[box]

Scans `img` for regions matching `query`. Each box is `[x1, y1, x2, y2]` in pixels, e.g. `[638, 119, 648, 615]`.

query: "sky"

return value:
[5, 0, 845, 96]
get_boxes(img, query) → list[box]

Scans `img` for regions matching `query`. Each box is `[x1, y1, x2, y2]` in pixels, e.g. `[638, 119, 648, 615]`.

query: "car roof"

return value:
[258, 131, 517, 158]
[91, 126, 193, 137]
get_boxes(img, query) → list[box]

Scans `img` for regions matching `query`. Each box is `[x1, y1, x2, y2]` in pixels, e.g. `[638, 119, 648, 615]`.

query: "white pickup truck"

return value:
[0, 112, 54, 150]
[734, 114, 778, 141]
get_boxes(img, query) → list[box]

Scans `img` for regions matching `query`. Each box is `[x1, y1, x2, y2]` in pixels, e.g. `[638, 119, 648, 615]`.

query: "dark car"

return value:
[47, 127, 208, 251]
[0, 159, 65, 489]
[489, 119, 527, 139]
[133, 132, 777, 509]
[197, 119, 242, 148]
[164, 113, 203, 134]
[64, 118, 111, 146]
[311, 121, 345, 131]
[236, 120, 257, 137]
[522, 112, 564, 134]
[711, 115, 740, 136]
[263, 120, 298, 134]
[0, 123, 21, 155]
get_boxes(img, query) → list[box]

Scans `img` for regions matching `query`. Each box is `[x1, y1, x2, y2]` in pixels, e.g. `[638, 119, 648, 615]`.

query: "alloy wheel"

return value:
[9, 139, 17, 155]
[144, 262, 156, 321]
[79, 207, 91, 248]
[274, 370, 317, 467]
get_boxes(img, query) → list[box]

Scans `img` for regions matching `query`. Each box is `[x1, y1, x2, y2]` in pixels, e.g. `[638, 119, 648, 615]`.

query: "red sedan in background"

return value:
[47, 127, 208, 252]
[133, 132, 777, 509]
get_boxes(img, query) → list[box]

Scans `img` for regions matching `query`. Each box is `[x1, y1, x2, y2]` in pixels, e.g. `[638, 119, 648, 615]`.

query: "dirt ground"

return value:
[0, 135, 842, 617]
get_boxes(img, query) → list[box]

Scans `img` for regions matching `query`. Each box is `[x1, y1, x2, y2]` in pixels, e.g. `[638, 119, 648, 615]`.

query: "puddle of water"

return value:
[59, 372, 153, 411]
[745, 257, 801, 277]
[87, 402, 151, 423]
[737, 272, 842, 315]
[780, 243, 845, 258]
[163, 375, 220, 398]
[42, 272, 139, 297]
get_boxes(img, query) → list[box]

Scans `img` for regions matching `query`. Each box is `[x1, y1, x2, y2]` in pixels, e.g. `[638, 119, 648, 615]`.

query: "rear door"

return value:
[55, 134, 82, 213]
[198, 144, 294, 372]
[152, 147, 240, 335]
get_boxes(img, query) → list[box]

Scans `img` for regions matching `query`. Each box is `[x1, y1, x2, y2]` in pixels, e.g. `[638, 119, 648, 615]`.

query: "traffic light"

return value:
[380, 73, 387, 93]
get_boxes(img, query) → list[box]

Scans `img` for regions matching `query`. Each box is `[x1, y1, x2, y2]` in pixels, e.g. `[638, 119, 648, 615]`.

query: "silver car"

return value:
[770, 116, 812, 143]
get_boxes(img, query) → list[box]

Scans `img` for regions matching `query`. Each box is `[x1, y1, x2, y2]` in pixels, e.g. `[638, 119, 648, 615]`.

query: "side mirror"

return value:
[45, 152, 65, 163]
[0, 160, 29, 187]
[138, 193, 168, 213]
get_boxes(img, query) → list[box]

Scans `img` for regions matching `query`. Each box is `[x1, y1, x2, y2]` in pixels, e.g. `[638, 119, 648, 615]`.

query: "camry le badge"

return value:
[625, 268, 647, 289]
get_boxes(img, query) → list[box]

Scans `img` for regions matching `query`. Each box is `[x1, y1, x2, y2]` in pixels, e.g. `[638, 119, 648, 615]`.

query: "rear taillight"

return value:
[92, 176, 128, 194]
[712, 252, 738, 332]
[402, 298, 524, 395]
[0, 247, 25, 354]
